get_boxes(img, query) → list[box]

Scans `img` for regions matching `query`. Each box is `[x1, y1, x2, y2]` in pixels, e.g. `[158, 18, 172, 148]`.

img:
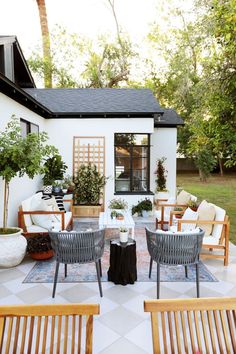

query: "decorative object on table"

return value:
[53, 180, 62, 193]
[132, 198, 152, 217]
[108, 238, 137, 285]
[43, 185, 53, 194]
[61, 175, 74, 194]
[154, 157, 168, 199]
[27, 234, 54, 260]
[42, 153, 67, 189]
[73, 163, 108, 217]
[119, 227, 129, 243]
[116, 212, 124, 220]
[0, 115, 56, 267]
[110, 210, 117, 219]
[108, 198, 128, 210]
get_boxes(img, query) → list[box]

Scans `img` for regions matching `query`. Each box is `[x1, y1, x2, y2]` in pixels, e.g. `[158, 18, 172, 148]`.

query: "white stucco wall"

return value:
[0, 91, 178, 223]
[0, 93, 46, 226]
[151, 127, 177, 198]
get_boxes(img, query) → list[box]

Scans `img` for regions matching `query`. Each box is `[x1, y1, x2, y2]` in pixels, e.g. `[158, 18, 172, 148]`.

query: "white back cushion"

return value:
[181, 207, 199, 231]
[21, 196, 34, 227]
[30, 194, 58, 230]
[176, 190, 191, 205]
[209, 203, 226, 240]
[198, 201, 216, 236]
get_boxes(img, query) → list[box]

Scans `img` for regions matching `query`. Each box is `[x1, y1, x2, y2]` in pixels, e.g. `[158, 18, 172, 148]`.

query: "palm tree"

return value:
[36, 0, 52, 87]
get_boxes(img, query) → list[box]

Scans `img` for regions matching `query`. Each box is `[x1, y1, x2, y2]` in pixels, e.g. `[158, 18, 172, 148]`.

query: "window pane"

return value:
[115, 146, 130, 157]
[133, 146, 148, 158]
[132, 134, 148, 145]
[132, 179, 147, 192]
[30, 123, 39, 134]
[115, 133, 133, 145]
[20, 121, 28, 138]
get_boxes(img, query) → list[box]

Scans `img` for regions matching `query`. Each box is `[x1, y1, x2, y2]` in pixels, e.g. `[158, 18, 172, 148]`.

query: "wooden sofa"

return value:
[144, 297, 236, 354]
[170, 203, 230, 266]
[18, 192, 73, 236]
[0, 303, 99, 354]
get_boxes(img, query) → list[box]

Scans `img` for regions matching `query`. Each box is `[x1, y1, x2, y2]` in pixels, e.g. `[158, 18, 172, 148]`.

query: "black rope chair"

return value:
[49, 229, 105, 298]
[145, 227, 205, 298]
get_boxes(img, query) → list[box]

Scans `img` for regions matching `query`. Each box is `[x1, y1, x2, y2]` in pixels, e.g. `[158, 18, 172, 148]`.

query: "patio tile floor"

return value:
[1, 223, 236, 353]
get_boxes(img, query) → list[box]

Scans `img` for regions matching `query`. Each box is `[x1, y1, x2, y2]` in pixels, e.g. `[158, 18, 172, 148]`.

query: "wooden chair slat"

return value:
[167, 312, 175, 353]
[174, 312, 181, 353]
[220, 310, 231, 352]
[213, 310, 224, 353]
[161, 312, 168, 354]
[207, 310, 217, 353]
[187, 311, 195, 352]
[227, 310, 236, 352]
[0, 304, 99, 354]
[194, 310, 202, 352]
[200, 311, 210, 354]
[180, 311, 189, 354]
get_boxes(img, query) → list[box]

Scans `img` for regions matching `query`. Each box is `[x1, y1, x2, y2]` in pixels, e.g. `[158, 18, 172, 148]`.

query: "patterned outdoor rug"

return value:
[23, 222, 218, 283]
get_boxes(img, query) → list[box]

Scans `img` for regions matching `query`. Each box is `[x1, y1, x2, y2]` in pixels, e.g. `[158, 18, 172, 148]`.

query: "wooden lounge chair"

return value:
[144, 297, 236, 354]
[0, 303, 99, 354]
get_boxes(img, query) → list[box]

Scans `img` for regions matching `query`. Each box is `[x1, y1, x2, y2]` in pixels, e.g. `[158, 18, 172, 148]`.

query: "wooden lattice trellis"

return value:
[73, 136, 105, 208]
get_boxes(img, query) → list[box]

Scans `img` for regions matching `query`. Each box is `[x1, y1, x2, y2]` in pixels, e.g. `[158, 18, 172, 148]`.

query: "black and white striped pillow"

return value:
[54, 195, 66, 212]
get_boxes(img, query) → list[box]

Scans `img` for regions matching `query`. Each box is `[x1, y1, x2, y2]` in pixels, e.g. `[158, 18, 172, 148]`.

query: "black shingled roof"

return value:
[154, 108, 184, 127]
[24, 88, 163, 116]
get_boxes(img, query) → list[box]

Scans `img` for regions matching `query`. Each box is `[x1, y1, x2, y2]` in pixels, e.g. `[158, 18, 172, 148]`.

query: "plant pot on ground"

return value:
[27, 234, 54, 260]
[0, 227, 27, 268]
[132, 198, 152, 217]
[154, 157, 168, 199]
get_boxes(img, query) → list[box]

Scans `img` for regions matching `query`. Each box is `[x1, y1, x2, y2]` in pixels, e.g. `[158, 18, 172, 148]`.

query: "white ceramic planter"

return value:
[155, 191, 169, 200]
[141, 210, 149, 218]
[119, 231, 129, 243]
[0, 228, 27, 268]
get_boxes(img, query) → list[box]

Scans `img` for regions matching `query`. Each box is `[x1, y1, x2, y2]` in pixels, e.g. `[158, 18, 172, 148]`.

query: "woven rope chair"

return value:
[49, 229, 105, 298]
[145, 228, 204, 298]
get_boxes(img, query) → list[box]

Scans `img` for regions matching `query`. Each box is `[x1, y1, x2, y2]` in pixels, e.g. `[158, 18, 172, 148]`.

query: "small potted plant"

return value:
[110, 210, 117, 220]
[116, 212, 124, 220]
[174, 207, 184, 218]
[53, 180, 62, 193]
[27, 234, 54, 260]
[108, 198, 128, 210]
[187, 200, 198, 212]
[139, 198, 153, 217]
[119, 227, 129, 243]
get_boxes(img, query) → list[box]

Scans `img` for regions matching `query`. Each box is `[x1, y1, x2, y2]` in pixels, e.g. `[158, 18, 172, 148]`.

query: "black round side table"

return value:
[108, 238, 137, 285]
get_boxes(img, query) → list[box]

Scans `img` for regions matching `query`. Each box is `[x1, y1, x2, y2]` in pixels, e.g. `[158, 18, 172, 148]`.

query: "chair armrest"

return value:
[63, 199, 73, 211]
[177, 219, 229, 231]
[18, 210, 65, 230]
[169, 210, 185, 225]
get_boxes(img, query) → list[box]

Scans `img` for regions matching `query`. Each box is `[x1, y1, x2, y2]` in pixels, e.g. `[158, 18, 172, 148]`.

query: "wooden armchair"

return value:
[144, 297, 236, 354]
[18, 193, 73, 237]
[0, 303, 99, 354]
[169, 206, 230, 266]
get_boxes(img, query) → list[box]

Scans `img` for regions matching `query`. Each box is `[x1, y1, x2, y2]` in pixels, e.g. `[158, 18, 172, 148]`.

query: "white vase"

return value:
[0, 228, 27, 268]
[119, 231, 129, 243]
[141, 210, 149, 218]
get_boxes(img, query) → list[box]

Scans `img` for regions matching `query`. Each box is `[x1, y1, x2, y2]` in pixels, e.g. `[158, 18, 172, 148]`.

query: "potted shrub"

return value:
[73, 164, 108, 217]
[42, 154, 67, 191]
[108, 198, 128, 211]
[27, 234, 54, 260]
[154, 157, 168, 200]
[119, 227, 129, 243]
[132, 198, 152, 217]
[110, 210, 118, 220]
[187, 200, 198, 212]
[0, 115, 57, 267]
[174, 207, 184, 218]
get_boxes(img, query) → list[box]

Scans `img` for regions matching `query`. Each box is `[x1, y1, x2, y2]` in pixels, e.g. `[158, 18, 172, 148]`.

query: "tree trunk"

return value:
[36, 0, 52, 87]
[218, 157, 224, 176]
[3, 180, 9, 228]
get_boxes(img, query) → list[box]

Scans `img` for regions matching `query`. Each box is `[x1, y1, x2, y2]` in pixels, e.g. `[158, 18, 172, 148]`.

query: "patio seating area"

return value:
[1, 217, 236, 353]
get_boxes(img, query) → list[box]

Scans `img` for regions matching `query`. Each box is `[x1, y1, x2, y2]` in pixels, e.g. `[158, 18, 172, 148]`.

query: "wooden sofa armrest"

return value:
[18, 210, 66, 231]
[177, 218, 229, 231]
[169, 210, 185, 225]
[63, 199, 73, 210]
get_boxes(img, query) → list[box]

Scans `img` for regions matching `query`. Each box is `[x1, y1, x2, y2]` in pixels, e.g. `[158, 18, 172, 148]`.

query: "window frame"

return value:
[114, 133, 152, 195]
[20, 118, 39, 137]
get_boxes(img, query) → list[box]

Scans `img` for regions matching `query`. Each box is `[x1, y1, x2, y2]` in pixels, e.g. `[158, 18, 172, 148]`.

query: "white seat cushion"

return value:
[21, 196, 34, 227]
[209, 203, 226, 242]
[157, 227, 201, 235]
[181, 207, 199, 231]
[27, 225, 48, 233]
[202, 235, 221, 246]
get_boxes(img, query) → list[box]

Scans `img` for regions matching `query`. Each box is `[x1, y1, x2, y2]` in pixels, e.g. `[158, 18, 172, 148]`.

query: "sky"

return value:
[0, 0, 194, 56]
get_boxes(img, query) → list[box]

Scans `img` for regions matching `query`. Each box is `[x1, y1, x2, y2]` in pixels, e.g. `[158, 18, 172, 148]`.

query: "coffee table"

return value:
[99, 211, 135, 239]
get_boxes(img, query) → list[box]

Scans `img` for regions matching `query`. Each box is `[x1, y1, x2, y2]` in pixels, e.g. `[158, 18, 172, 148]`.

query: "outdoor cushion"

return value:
[154, 197, 176, 221]
[27, 224, 48, 233]
[210, 203, 226, 241]
[21, 196, 34, 227]
[156, 227, 201, 235]
[31, 196, 58, 229]
[202, 235, 221, 246]
[181, 207, 198, 231]
[176, 190, 191, 205]
[197, 200, 216, 236]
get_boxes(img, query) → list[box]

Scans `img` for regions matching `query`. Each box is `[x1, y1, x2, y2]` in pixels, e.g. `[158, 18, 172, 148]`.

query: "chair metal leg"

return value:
[196, 263, 200, 298]
[64, 264, 67, 278]
[99, 259, 102, 277]
[149, 258, 153, 278]
[95, 261, 103, 297]
[52, 262, 60, 298]
[185, 265, 188, 278]
[157, 263, 160, 299]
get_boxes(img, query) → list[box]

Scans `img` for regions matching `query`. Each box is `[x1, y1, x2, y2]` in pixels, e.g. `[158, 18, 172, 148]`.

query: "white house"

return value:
[0, 36, 183, 226]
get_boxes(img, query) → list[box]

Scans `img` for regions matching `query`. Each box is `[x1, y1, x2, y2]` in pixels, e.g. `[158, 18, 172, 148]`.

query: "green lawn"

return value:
[177, 173, 236, 244]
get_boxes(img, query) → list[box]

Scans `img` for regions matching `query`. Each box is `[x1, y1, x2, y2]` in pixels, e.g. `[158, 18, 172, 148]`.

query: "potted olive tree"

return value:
[0, 115, 57, 267]
[73, 164, 108, 217]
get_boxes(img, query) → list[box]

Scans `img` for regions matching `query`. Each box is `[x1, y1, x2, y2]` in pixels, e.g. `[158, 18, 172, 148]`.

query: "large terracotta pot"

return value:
[29, 249, 54, 260]
[0, 228, 27, 268]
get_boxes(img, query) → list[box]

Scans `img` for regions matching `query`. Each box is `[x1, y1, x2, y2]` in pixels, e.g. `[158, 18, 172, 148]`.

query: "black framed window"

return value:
[20, 119, 39, 137]
[114, 133, 150, 193]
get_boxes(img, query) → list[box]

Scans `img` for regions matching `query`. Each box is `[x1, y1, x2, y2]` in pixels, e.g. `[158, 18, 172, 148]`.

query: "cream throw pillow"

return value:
[176, 190, 191, 205]
[197, 201, 216, 236]
[181, 207, 199, 231]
